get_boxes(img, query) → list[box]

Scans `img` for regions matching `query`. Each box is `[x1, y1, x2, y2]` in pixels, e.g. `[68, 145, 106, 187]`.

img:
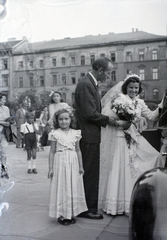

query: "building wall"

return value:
[12, 37, 167, 106]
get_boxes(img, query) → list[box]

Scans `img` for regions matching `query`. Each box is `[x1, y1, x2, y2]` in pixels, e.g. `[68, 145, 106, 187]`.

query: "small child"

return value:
[20, 112, 39, 174]
[48, 108, 87, 226]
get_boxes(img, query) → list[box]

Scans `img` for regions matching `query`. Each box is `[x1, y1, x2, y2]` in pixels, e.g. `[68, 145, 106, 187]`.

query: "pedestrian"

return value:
[39, 105, 48, 136]
[0, 93, 13, 179]
[48, 108, 87, 226]
[75, 57, 118, 219]
[20, 112, 39, 174]
[15, 98, 28, 148]
[48, 91, 69, 128]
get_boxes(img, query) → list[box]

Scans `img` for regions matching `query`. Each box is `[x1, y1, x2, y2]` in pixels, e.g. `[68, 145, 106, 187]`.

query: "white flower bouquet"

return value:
[111, 97, 138, 148]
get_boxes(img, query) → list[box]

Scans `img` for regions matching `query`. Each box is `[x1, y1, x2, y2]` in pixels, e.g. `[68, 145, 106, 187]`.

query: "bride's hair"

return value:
[122, 75, 142, 95]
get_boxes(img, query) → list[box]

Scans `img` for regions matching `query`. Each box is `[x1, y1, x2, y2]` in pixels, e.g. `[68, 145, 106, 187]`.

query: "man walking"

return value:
[75, 57, 117, 219]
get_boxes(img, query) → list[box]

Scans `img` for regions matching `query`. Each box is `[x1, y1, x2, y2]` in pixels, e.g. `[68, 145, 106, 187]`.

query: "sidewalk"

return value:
[0, 143, 129, 240]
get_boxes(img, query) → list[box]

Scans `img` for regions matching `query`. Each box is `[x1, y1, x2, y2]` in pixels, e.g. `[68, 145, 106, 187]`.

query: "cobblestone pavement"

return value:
[0, 143, 129, 240]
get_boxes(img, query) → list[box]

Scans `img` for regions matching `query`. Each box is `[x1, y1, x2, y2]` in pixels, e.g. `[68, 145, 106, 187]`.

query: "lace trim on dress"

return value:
[48, 129, 82, 151]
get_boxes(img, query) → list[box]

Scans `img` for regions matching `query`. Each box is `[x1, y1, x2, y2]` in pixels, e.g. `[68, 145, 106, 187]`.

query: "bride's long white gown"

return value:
[99, 94, 164, 215]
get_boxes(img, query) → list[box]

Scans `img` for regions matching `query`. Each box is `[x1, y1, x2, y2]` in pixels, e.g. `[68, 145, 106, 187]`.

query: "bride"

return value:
[99, 74, 164, 216]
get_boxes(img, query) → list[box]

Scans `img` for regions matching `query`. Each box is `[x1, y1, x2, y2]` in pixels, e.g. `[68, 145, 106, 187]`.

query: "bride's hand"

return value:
[116, 120, 131, 129]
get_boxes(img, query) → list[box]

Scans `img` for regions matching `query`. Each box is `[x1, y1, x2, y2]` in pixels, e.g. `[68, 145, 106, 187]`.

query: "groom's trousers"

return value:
[80, 140, 100, 213]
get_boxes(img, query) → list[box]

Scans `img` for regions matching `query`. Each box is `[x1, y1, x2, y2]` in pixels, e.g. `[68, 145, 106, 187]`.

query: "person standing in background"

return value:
[0, 93, 12, 178]
[39, 105, 48, 136]
[48, 91, 69, 128]
[20, 112, 39, 174]
[15, 99, 28, 148]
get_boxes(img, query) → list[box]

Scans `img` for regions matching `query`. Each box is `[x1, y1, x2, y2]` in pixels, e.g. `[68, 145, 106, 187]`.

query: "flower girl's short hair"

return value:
[53, 108, 76, 129]
[122, 74, 142, 95]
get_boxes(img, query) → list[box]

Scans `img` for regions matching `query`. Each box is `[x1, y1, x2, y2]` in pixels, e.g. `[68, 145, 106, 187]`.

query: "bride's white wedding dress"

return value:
[99, 92, 164, 215]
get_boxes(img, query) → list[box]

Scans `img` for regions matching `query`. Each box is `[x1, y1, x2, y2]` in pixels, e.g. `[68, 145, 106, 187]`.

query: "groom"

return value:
[75, 57, 118, 219]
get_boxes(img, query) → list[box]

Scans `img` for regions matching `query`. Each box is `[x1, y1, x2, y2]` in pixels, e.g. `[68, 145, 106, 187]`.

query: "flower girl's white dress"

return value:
[99, 94, 164, 215]
[48, 128, 87, 219]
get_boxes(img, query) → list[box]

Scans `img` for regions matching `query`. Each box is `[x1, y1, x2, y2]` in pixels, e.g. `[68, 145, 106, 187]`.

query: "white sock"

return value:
[27, 160, 31, 169]
[32, 159, 36, 169]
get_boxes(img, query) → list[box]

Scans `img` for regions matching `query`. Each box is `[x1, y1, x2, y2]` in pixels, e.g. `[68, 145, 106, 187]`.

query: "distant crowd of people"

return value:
[0, 57, 166, 226]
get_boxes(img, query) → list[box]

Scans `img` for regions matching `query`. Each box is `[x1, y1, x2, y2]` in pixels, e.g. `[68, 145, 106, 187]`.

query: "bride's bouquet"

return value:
[111, 98, 138, 148]
[112, 102, 137, 123]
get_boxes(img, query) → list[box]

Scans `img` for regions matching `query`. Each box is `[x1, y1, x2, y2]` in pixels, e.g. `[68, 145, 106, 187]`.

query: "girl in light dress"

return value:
[48, 108, 87, 226]
[99, 74, 164, 216]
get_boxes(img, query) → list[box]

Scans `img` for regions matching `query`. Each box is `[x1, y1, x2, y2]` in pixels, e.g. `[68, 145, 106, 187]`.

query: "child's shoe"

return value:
[32, 168, 38, 174]
[58, 217, 70, 226]
[1, 165, 9, 179]
[27, 169, 32, 174]
[69, 218, 76, 224]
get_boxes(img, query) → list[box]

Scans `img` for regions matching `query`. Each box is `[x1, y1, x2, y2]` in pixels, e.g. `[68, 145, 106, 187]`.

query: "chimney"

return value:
[132, 28, 134, 32]
[136, 28, 138, 32]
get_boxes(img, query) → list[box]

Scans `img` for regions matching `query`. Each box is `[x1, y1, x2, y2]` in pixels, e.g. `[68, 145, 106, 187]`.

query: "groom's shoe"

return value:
[77, 211, 103, 220]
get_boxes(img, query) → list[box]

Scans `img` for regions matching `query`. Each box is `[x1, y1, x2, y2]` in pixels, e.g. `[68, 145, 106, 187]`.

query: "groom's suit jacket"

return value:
[75, 73, 109, 143]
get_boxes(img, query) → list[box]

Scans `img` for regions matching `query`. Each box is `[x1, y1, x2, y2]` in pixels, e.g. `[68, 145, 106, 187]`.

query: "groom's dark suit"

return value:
[75, 73, 109, 213]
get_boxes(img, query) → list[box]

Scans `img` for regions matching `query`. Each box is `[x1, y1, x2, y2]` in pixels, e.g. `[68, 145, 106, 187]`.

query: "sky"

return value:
[0, 0, 167, 43]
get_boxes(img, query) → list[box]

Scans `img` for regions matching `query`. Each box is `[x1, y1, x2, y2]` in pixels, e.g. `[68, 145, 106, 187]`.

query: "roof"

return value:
[0, 40, 22, 50]
[17, 31, 167, 53]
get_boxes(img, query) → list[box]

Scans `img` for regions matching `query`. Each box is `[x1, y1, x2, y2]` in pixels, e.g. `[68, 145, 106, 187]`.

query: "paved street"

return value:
[0, 143, 129, 240]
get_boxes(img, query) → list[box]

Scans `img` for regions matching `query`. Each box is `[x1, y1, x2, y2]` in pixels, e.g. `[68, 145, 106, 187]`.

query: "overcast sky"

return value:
[0, 0, 167, 43]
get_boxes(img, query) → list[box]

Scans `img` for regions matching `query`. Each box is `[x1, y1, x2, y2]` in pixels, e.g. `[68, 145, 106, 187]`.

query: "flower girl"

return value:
[48, 108, 87, 225]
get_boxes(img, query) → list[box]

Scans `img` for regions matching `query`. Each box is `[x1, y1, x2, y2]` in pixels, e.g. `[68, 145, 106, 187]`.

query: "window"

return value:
[153, 89, 159, 99]
[81, 56, 85, 65]
[71, 93, 75, 107]
[40, 76, 44, 87]
[139, 51, 144, 61]
[140, 89, 145, 99]
[2, 75, 8, 86]
[127, 69, 132, 75]
[61, 57, 66, 66]
[111, 71, 116, 81]
[80, 73, 85, 77]
[62, 74, 66, 84]
[2, 59, 8, 69]
[100, 53, 105, 58]
[152, 50, 158, 60]
[39, 60, 44, 68]
[111, 53, 116, 62]
[62, 92, 66, 102]
[29, 61, 34, 67]
[71, 73, 76, 84]
[139, 69, 145, 80]
[53, 75, 57, 85]
[19, 77, 23, 88]
[90, 55, 95, 64]
[52, 58, 57, 67]
[126, 52, 132, 62]
[18, 61, 23, 70]
[152, 68, 158, 79]
[71, 56, 75, 66]
[30, 77, 34, 87]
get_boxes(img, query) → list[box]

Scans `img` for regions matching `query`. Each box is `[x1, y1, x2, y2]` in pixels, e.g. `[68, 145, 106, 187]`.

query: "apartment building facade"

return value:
[2, 31, 167, 106]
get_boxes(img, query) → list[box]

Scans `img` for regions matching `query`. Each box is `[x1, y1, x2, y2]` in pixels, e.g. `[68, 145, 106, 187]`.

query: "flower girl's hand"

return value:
[79, 167, 84, 175]
[48, 169, 53, 179]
